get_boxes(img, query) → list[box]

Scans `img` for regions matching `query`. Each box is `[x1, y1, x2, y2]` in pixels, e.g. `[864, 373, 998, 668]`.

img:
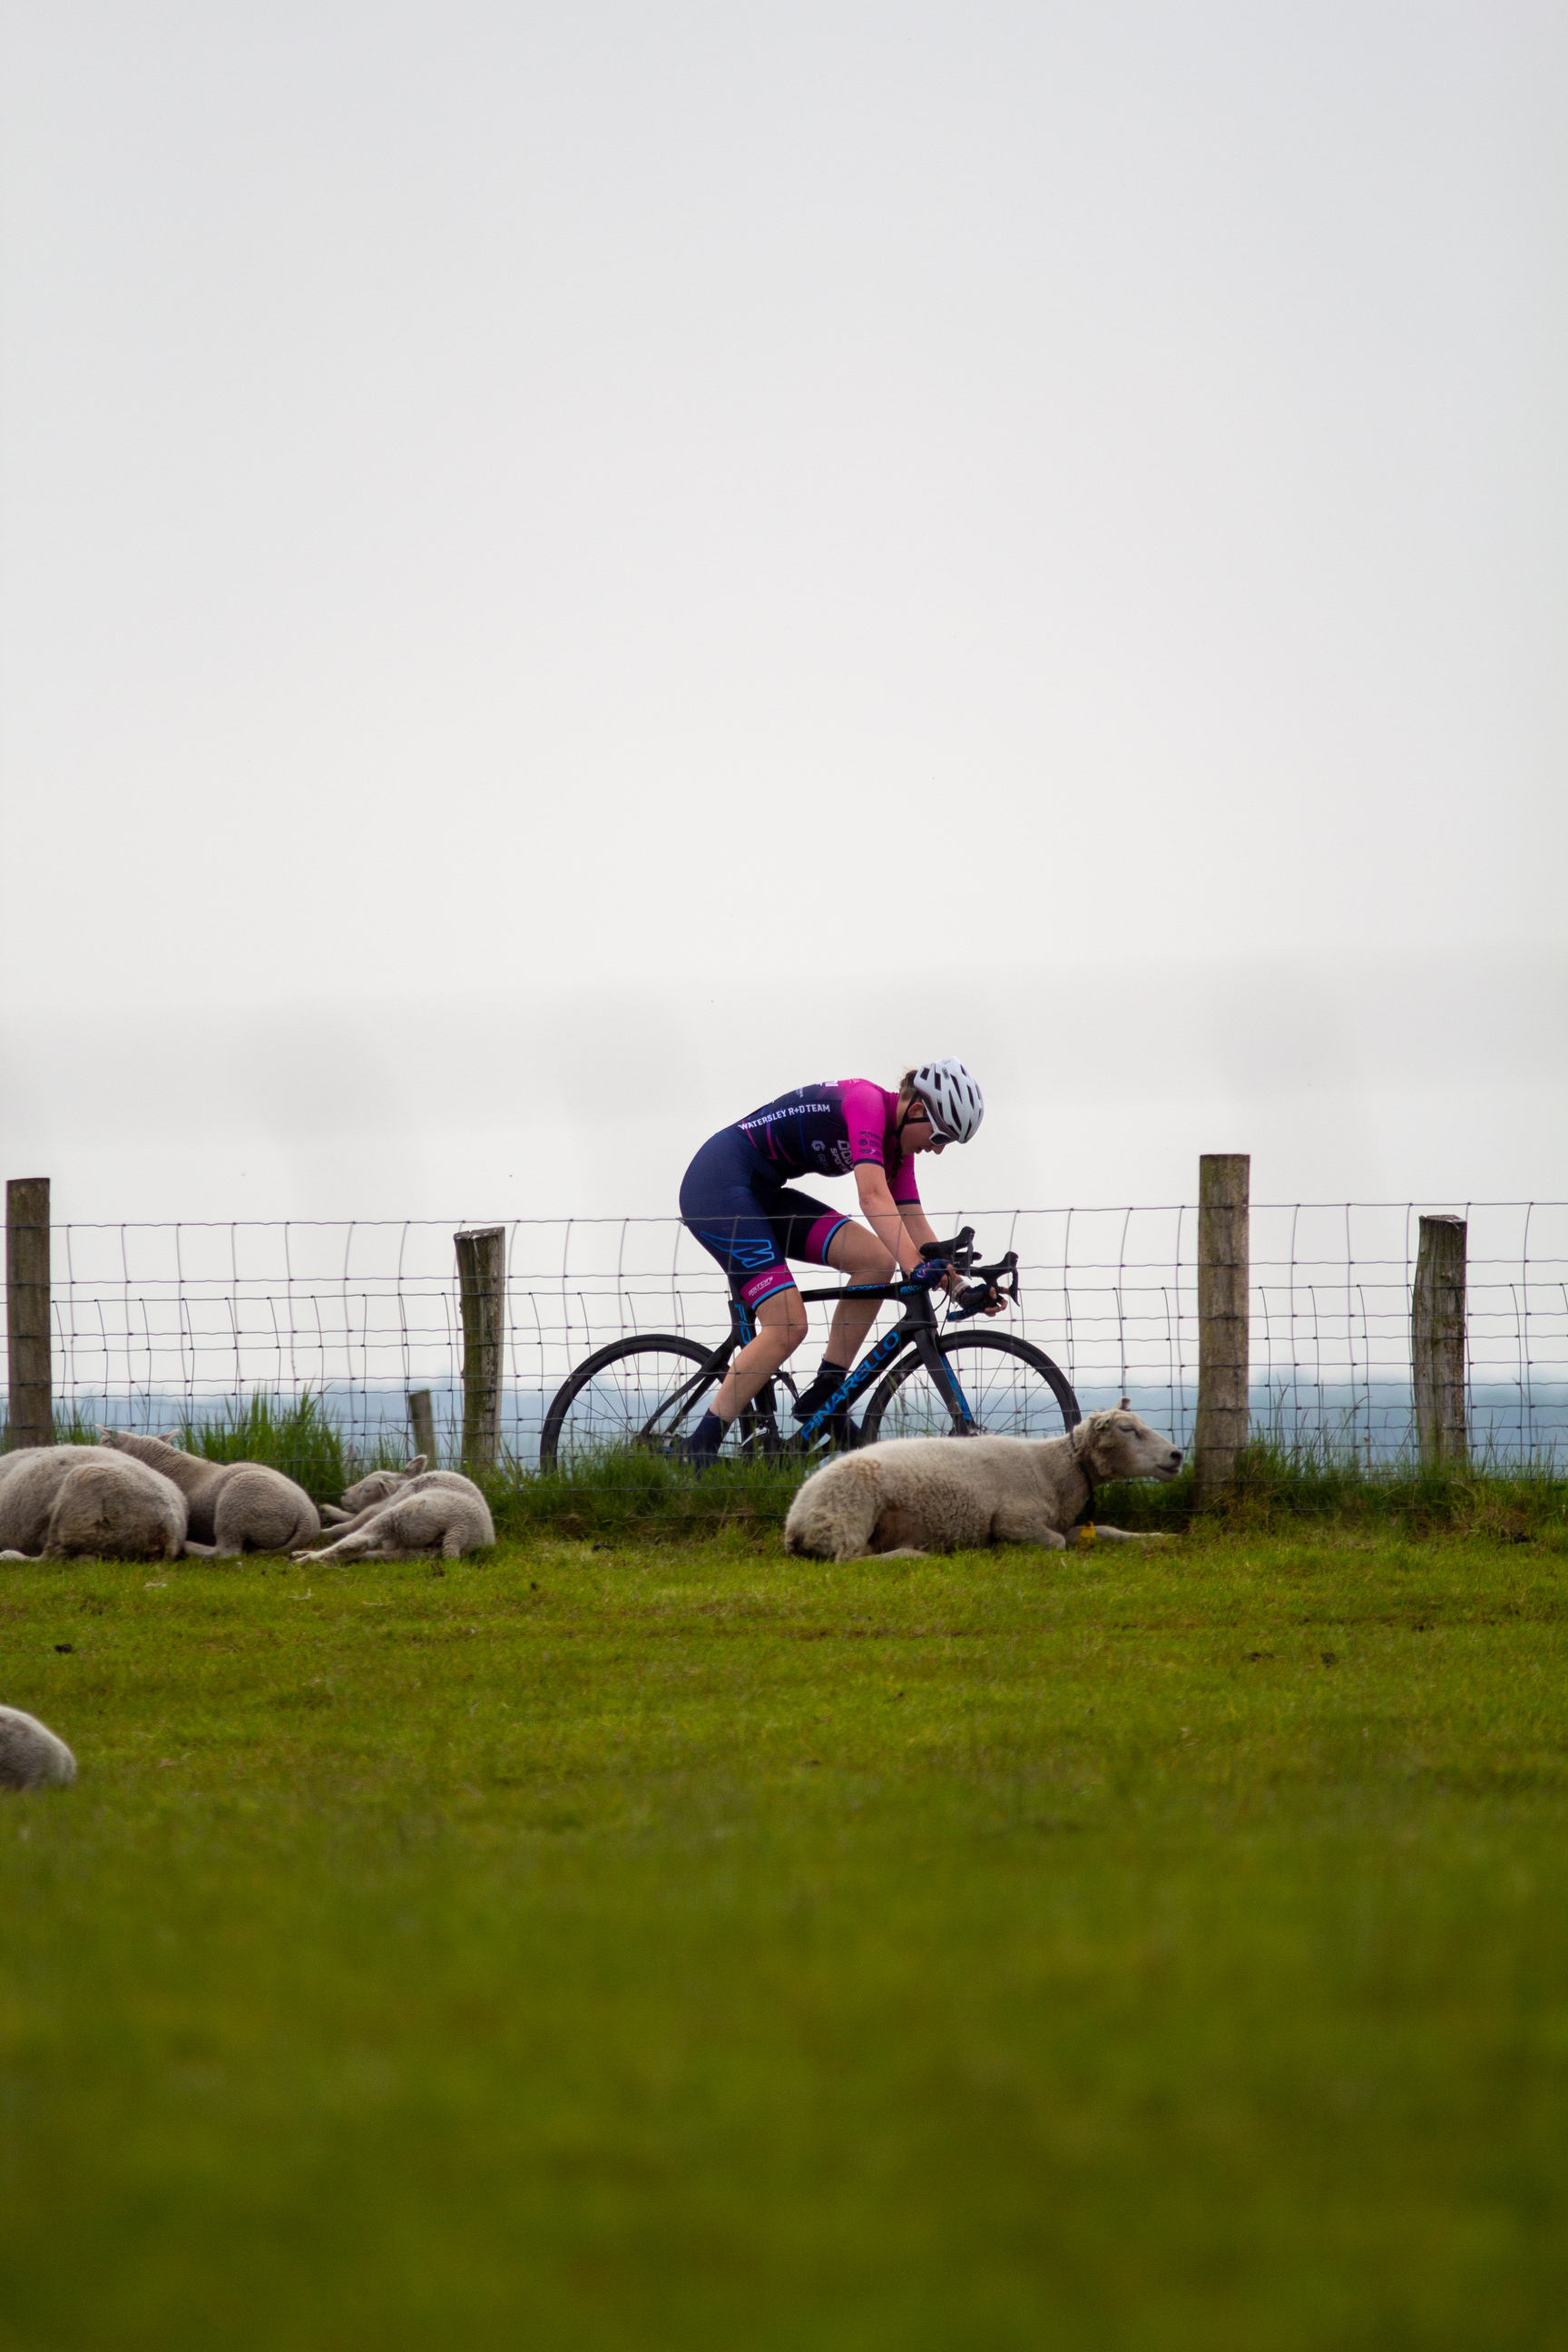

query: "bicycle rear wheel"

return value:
[538, 1336, 797, 1472]
[860, 1331, 1079, 1445]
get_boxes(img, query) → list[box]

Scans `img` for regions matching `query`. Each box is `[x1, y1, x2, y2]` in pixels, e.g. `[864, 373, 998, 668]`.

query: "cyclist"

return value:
[677, 1059, 995, 1460]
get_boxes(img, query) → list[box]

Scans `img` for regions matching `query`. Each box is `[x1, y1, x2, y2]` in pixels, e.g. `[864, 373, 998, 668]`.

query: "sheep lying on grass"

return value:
[0, 1445, 187, 1562]
[784, 1404, 1184, 1562]
[99, 1428, 320, 1556]
[306, 1455, 476, 1542]
[0, 1704, 76, 1791]
[294, 1464, 495, 1563]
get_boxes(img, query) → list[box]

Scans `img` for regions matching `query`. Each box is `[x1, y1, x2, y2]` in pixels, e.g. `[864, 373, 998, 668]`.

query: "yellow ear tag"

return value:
[1081, 1523, 1095, 1544]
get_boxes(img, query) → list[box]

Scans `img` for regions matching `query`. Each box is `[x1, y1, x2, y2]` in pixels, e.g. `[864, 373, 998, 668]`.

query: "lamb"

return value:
[304, 1455, 476, 1543]
[783, 1403, 1184, 1562]
[0, 1445, 187, 1562]
[293, 1465, 495, 1563]
[97, 1428, 320, 1556]
[0, 1704, 77, 1791]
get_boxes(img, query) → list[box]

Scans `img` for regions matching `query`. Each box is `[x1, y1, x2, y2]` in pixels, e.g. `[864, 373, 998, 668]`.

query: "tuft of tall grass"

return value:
[480, 1443, 808, 1545]
[179, 1392, 347, 1506]
[0, 1408, 103, 1452]
[1091, 1434, 1568, 1540]
[54, 1407, 104, 1446]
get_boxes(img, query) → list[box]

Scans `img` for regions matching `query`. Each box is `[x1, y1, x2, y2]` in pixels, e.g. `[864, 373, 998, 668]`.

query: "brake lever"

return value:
[946, 1255, 1020, 1320]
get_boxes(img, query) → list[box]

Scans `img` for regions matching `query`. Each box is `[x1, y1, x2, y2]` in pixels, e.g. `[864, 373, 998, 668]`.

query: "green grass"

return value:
[1090, 1442, 1568, 1540]
[481, 1444, 1568, 1548]
[8, 1397, 1563, 1549]
[3, 1524, 1568, 2349]
[488, 1444, 811, 1544]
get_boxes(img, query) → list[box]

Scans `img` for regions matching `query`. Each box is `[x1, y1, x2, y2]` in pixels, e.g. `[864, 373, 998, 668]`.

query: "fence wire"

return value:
[3, 1202, 1563, 1470]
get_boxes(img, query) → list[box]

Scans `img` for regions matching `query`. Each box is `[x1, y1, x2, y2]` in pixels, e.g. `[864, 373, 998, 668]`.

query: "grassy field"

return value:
[2, 1519, 1567, 2349]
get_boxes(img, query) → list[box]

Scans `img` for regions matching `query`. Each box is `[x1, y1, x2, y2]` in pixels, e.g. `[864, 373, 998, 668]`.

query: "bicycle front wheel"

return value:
[860, 1332, 1079, 1445]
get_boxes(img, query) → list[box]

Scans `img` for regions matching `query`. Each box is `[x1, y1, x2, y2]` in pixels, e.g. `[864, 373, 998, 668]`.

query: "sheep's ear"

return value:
[161, 1429, 181, 1445]
[405, 1455, 427, 1475]
[97, 1423, 113, 1438]
[1119, 1396, 1130, 1412]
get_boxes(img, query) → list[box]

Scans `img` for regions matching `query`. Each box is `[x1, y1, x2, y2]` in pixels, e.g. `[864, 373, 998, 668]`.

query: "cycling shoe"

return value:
[792, 1366, 851, 1421]
[667, 1436, 721, 1475]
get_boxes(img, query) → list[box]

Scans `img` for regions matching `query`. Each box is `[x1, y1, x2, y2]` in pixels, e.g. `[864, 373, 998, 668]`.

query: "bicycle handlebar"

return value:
[917, 1227, 1021, 1321]
[823, 1229, 1019, 1316]
[920, 1227, 977, 1268]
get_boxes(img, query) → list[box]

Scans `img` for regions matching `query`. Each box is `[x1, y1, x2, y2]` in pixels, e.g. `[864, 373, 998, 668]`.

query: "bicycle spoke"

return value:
[865, 1335, 1077, 1444]
[544, 1341, 716, 1469]
[540, 1334, 804, 1470]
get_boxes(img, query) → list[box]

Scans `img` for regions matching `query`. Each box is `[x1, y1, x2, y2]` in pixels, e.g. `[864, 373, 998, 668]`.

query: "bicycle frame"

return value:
[779, 1275, 973, 1445]
[643, 1245, 1007, 1455]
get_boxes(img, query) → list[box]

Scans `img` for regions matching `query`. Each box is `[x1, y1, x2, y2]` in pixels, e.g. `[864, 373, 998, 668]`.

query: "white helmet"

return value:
[910, 1059, 984, 1143]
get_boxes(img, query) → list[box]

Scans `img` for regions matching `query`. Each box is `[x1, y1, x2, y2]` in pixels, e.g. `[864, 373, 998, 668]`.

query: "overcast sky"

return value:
[2, 0, 1563, 1230]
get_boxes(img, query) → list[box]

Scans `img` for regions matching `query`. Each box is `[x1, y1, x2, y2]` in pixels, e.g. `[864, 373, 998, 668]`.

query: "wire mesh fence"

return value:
[4, 1201, 1563, 1471]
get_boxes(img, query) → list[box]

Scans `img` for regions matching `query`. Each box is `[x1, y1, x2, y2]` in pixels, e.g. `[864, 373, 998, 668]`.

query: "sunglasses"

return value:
[901, 1106, 951, 1150]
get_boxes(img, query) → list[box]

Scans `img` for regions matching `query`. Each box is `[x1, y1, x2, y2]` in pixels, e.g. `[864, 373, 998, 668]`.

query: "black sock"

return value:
[691, 1409, 726, 1457]
[818, 1356, 849, 1382]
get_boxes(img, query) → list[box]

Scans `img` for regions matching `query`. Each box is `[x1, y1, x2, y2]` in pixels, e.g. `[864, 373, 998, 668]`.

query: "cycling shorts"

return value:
[679, 1127, 850, 1308]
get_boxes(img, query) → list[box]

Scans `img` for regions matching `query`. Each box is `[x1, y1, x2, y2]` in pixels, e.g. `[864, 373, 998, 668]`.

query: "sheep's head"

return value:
[338, 1455, 426, 1514]
[96, 1426, 182, 1457]
[1073, 1402, 1183, 1485]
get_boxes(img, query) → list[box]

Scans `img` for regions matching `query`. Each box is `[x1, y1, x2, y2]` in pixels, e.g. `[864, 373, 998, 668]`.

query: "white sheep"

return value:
[293, 1466, 495, 1563]
[0, 1704, 77, 1791]
[98, 1428, 320, 1556]
[783, 1405, 1184, 1562]
[306, 1455, 475, 1542]
[0, 1445, 187, 1562]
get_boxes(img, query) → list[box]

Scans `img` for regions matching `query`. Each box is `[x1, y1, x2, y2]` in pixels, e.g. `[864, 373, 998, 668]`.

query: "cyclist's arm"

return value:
[858, 1184, 1004, 1316]
[852, 1166, 931, 1279]
[897, 1202, 946, 1266]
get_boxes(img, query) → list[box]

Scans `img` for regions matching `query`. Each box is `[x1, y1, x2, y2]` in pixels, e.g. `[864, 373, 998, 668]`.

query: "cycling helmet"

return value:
[910, 1059, 984, 1143]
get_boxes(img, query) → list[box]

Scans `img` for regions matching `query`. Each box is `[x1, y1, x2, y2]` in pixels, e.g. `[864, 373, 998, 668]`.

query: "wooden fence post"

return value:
[1194, 1153, 1250, 1503]
[1412, 1215, 1467, 1469]
[455, 1227, 505, 1475]
[406, 1387, 437, 1467]
[5, 1178, 53, 1451]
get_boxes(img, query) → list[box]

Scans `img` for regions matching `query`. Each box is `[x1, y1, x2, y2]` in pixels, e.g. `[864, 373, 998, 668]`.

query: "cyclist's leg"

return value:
[679, 1139, 811, 1433]
[822, 1220, 897, 1365]
[768, 1192, 897, 1424]
[711, 1283, 808, 1423]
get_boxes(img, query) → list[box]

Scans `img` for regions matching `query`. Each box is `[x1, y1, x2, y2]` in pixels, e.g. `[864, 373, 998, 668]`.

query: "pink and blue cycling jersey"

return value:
[733, 1082, 924, 1205]
[679, 1081, 924, 1308]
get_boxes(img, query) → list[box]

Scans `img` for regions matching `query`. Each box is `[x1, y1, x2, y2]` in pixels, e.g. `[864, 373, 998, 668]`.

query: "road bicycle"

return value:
[538, 1228, 1080, 1471]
